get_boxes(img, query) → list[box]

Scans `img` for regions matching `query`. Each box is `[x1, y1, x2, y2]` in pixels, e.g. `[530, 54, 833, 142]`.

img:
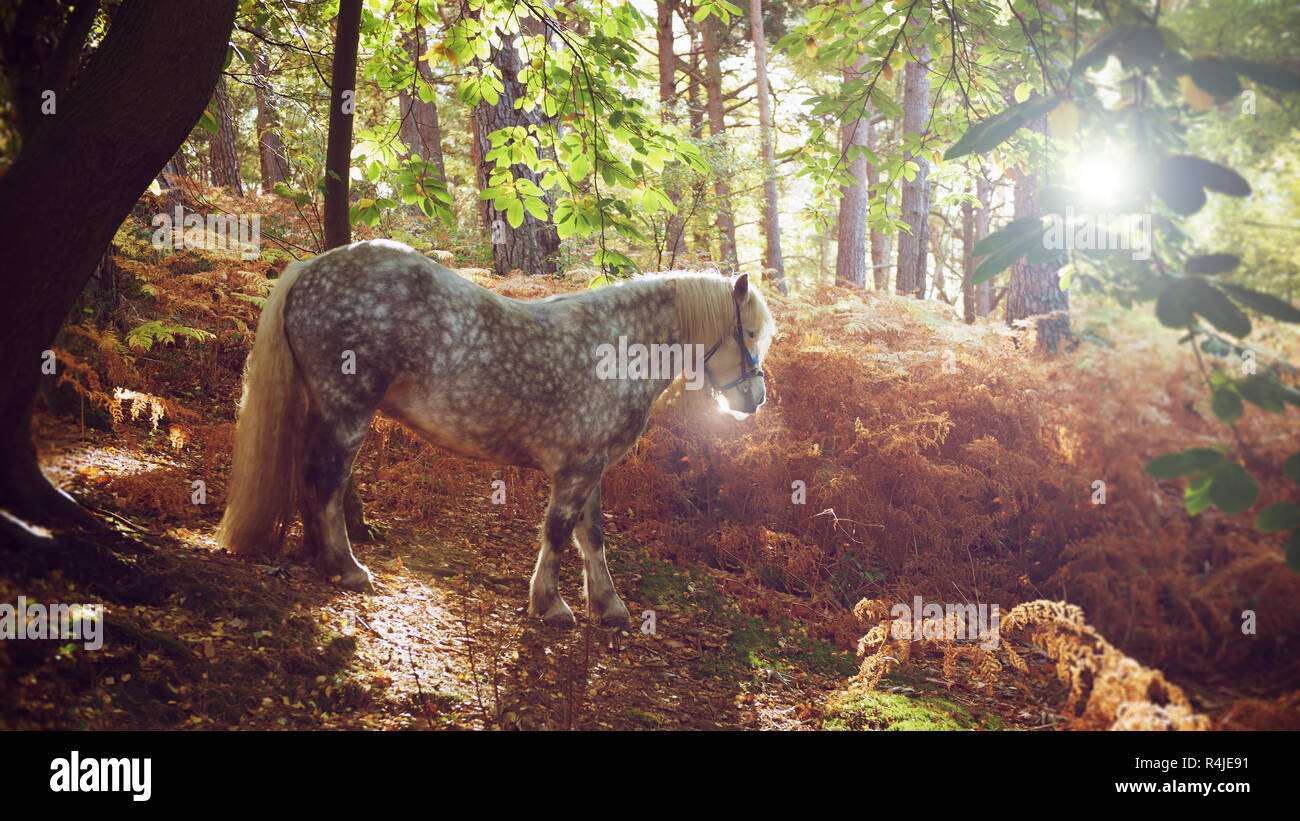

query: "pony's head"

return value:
[702, 274, 775, 415]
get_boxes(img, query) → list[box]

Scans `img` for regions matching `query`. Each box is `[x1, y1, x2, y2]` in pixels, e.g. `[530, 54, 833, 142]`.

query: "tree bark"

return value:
[1005, 116, 1069, 352]
[749, 0, 786, 292]
[209, 74, 244, 195]
[835, 61, 869, 289]
[975, 173, 992, 316]
[895, 48, 930, 298]
[470, 29, 561, 276]
[868, 113, 888, 290]
[252, 32, 289, 189]
[701, 12, 738, 272]
[323, 0, 363, 250]
[397, 25, 447, 184]
[658, 0, 687, 265]
[0, 0, 238, 526]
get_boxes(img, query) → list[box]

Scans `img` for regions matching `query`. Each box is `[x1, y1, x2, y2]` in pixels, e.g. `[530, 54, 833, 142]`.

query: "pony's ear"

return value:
[732, 273, 749, 303]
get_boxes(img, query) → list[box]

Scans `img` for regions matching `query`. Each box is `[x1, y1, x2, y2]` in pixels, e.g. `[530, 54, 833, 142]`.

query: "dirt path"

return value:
[3, 420, 1064, 731]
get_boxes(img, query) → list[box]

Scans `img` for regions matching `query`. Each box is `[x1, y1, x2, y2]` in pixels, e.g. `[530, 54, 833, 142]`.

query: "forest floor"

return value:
[1, 416, 1076, 731]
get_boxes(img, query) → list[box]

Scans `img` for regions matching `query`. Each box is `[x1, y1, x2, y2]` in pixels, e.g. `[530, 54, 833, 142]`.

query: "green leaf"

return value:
[1188, 56, 1242, 100]
[1287, 530, 1300, 573]
[1211, 388, 1243, 425]
[1187, 280, 1251, 338]
[1237, 375, 1286, 414]
[1185, 254, 1239, 275]
[1145, 448, 1226, 478]
[1220, 57, 1300, 93]
[198, 108, 220, 135]
[1208, 461, 1259, 515]
[1220, 283, 1300, 323]
[1285, 452, 1300, 484]
[1156, 278, 1196, 328]
[943, 96, 1059, 160]
[1257, 502, 1300, 533]
[1185, 473, 1214, 515]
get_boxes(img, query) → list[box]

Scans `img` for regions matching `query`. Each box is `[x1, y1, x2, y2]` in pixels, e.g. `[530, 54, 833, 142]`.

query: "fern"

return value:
[124, 320, 214, 352]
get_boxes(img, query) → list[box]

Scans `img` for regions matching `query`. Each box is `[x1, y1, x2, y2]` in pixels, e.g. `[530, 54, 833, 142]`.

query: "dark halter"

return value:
[702, 300, 763, 395]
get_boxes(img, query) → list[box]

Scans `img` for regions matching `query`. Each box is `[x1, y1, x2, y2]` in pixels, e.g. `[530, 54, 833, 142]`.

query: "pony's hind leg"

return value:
[529, 463, 603, 628]
[302, 412, 374, 592]
[575, 484, 630, 629]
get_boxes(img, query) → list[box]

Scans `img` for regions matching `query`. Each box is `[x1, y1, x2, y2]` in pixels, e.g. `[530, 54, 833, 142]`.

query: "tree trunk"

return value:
[835, 62, 869, 289]
[209, 74, 243, 195]
[398, 26, 447, 184]
[0, 0, 238, 526]
[470, 30, 560, 276]
[895, 49, 930, 298]
[686, 13, 707, 252]
[962, 183, 975, 323]
[975, 173, 992, 316]
[252, 32, 289, 189]
[1005, 116, 1069, 352]
[749, 0, 786, 291]
[701, 12, 738, 272]
[323, 0, 363, 250]
[658, 0, 686, 266]
[868, 114, 888, 290]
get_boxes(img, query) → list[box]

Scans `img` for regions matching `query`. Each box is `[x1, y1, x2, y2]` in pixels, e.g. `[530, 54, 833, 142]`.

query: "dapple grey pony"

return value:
[217, 239, 775, 628]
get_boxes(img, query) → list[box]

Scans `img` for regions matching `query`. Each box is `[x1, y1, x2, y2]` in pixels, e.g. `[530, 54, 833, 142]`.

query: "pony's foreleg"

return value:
[528, 466, 601, 628]
[302, 416, 373, 593]
[575, 484, 630, 629]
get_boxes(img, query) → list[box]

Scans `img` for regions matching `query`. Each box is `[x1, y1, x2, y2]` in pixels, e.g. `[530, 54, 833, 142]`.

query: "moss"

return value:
[823, 682, 1008, 731]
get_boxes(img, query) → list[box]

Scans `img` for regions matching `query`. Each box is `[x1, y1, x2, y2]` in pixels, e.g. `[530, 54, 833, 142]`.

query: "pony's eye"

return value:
[748, 331, 756, 338]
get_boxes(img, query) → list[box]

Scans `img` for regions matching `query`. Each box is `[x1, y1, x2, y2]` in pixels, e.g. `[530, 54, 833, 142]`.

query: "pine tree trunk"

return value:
[658, 0, 686, 266]
[835, 61, 869, 288]
[962, 184, 975, 323]
[1005, 115, 1069, 352]
[975, 173, 992, 316]
[702, 12, 738, 272]
[398, 26, 447, 184]
[868, 113, 888, 290]
[470, 30, 561, 276]
[209, 74, 243, 195]
[895, 48, 930, 297]
[252, 32, 289, 189]
[749, 0, 786, 291]
[0, 0, 238, 527]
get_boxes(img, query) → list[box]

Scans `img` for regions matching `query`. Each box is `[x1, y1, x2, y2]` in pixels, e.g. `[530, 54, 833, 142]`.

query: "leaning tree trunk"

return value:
[701, 12, 738, 272]
[835, 60, 869, 289]
[0, 0, 238, 527]
[1005, 115, 1069, 352]
[209, 74, 243, 195]
[895, 48, 930, 298]
[749, 0, 786, 292]
[470, 31, 560, 276]
[397, 26, 448, 184]
[252, 32, 289, 189]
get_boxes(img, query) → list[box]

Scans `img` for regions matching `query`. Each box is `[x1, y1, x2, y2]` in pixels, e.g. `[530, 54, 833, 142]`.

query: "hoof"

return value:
[539, 599, 576, 629]
[595, 598, 631, 630]
[335, 567, 375, 594]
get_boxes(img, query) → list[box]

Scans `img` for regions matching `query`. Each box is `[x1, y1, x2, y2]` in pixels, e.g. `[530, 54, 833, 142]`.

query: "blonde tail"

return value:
[217, 261, 310, 555]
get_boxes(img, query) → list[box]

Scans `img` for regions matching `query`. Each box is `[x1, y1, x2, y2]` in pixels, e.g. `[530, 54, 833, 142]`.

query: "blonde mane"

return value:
[668, 273, 739, 347]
